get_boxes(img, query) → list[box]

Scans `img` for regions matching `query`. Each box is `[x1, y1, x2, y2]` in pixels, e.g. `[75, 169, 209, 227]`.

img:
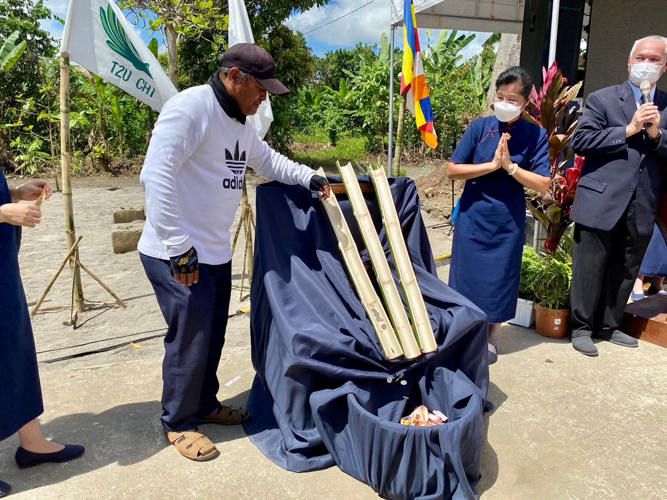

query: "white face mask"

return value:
[494, 101, 523, 123]
[630, 62, 665, 86]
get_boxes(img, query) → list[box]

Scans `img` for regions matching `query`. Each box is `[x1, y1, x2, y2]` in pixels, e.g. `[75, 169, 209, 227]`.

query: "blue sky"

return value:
[42, 0, 493, 60]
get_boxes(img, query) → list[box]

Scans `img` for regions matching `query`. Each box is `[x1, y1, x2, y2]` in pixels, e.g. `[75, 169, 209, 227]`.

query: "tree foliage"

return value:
[0, 0, 498, 175]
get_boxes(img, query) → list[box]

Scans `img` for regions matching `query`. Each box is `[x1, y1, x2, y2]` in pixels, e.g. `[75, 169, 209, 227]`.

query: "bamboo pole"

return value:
[370, 164, 437, 353]
[337, 163, 421, 359]
[60, 53, 85, 313]
[388, 26, 396, 176]
[318, 169, 403, 360]
[392, 96, 406, 175]
[73, 258, 127, 308]
[31, 235, 82, 316]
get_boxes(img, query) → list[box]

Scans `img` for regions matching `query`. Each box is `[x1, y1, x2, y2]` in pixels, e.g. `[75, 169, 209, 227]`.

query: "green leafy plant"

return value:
[520, 245, 572, 310]
[524, 62, 584, 253]
[0, 31, 27, 72]
[519, 246, 541, 301]
[423, 30, 476, 85]
[10, 136, 50, 174]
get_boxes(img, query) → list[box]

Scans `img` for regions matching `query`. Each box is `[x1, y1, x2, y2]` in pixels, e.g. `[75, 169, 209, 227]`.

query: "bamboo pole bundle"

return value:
[317, 168, 403, 360]
[337, 163, 421, 359]
[60, 53, 85, 313]
[369, 164, 437, 353]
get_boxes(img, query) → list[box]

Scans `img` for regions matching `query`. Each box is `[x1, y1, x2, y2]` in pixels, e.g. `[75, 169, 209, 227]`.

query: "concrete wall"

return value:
[585, 0, 667, 97]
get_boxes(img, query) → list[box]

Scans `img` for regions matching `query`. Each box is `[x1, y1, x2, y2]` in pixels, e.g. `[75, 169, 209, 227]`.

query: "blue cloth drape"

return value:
[244, 177, 489, 499]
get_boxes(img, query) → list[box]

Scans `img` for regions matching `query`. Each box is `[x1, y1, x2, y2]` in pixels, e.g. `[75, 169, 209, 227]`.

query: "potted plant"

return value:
[530, 245, 572, 339]
[509, 247, 540, 327]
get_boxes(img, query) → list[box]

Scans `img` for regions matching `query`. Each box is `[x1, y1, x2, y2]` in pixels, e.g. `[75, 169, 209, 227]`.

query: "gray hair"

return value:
[220, 66, 251, 82]
[629, 35, 667, 60]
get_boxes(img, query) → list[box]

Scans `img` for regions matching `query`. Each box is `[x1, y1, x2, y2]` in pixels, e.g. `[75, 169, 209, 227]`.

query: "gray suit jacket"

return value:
[570, 81, 667, 237]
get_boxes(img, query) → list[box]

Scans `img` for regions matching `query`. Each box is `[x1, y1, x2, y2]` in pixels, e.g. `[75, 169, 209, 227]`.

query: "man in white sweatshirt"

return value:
[138, 43, 331, 462]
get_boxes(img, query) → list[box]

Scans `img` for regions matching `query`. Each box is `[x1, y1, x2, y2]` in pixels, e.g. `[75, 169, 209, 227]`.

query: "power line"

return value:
[303, 0, 377, 35]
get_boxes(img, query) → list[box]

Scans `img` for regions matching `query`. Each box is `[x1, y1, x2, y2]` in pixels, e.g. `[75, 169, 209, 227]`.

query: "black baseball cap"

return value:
[221, 43, 290, 96]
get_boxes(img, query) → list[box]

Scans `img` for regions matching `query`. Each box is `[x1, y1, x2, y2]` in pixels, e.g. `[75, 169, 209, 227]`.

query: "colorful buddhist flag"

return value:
[400, 0, 437, 148]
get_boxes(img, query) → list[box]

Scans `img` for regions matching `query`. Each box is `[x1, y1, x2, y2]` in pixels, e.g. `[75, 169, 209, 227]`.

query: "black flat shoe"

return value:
[0, 480, 10, 498]
[15, 445, 85, 469]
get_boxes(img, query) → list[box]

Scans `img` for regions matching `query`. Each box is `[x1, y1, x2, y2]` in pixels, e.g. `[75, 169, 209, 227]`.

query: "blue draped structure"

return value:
[244, 176, 489, 499]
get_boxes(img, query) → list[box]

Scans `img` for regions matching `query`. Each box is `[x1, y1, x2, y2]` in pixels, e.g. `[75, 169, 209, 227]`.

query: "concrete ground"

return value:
[1, 174, 666, 499]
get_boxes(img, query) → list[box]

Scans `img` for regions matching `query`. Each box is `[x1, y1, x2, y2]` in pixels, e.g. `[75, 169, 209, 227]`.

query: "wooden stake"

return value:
[234, 179, 255, 301]
[72, 258, 127, 308]
[60, 52, 85, 313]
[31, 236, 82, 316]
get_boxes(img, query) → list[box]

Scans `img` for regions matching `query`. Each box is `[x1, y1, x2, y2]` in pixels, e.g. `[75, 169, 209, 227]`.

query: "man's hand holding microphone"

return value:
[627, 80, 662, 140]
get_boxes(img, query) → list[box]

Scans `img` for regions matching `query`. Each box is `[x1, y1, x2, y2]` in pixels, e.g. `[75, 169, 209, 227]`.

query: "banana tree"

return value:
[524, 62, 584, 253]
[423, 30, 476, 85]
[0, 31, 27, 72]
[468, 54, 493, 111]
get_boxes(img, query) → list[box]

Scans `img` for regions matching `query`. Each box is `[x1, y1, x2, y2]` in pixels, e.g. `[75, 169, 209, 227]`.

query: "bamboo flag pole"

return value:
[338, 162, 421, 359]
[60, 52, 85, 313]
[370, 163, 437, 353]
[318, 169, 403, 360]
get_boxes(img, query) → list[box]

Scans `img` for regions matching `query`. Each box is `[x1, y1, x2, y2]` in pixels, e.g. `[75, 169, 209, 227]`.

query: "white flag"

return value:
[229, 0, 273, 140]
[61, 0, 177, 112]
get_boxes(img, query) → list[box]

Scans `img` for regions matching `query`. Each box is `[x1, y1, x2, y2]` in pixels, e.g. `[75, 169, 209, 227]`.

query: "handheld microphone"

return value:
[641, 80, 653, 128]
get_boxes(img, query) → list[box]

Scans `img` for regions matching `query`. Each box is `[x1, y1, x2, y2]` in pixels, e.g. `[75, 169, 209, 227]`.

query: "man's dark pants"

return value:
[570, 196, 651, 339]
[140, 254, 232, 432]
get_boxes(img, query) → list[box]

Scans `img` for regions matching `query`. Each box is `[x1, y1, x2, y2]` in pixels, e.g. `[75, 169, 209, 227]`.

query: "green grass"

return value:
[292, 129, 367, 172]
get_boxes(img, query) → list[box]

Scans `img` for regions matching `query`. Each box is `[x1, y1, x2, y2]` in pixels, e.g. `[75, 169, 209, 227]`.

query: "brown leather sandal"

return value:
[165, 431, 219, 461]
[198, 404, 251, 425]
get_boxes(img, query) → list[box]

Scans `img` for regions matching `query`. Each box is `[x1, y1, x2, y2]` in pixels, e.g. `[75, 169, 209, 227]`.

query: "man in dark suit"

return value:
[570, 35, 667, 356]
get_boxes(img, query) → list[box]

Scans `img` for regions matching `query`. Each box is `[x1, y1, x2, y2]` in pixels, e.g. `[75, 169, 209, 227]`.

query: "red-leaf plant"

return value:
[523, 62, 584, 253]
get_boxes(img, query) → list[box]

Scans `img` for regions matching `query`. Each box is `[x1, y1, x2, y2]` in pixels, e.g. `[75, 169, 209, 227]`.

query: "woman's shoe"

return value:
[487, 344, 498, 365]
[631, 291, 646, 301]
[15, 445, 85, 469]
[0, 480, 11, 498]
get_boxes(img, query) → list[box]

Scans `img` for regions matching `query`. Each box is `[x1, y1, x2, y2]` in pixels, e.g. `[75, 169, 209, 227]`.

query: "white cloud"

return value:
[287, 0, 391, 49]
[40, 0, 70, 41]
[288, 0, 493, 62]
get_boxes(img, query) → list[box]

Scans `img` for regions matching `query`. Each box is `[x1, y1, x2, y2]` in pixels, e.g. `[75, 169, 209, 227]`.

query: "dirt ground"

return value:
[415, 164, 465, 220]
[5, 166, 449, 372]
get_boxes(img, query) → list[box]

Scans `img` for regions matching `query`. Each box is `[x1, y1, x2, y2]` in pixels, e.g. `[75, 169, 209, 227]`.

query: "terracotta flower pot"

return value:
[534, 303, 569, 339]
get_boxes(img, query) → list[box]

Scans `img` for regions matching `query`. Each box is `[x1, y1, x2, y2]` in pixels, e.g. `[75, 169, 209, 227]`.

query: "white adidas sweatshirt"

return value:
[138, 85, 316, 265]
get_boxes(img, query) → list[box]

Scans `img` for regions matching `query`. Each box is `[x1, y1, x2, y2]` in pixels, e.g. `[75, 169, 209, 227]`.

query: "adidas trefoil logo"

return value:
[224, 141, 247, 190]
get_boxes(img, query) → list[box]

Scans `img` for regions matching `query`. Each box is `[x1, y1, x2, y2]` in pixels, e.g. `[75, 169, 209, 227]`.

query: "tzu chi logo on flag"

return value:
[61, 0, 177, 112]
[224, 141, 247, 191]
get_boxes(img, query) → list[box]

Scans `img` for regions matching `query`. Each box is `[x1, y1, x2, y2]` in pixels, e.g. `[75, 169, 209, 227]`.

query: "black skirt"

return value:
[0, 172, 43, 441]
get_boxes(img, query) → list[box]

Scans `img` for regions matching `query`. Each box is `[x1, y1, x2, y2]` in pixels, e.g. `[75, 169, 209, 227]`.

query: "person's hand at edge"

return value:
[0, 203, 42, 227]
[310, 174, 331, 201]
[12, 181, 53, 202]
[170, 247, 199, 287]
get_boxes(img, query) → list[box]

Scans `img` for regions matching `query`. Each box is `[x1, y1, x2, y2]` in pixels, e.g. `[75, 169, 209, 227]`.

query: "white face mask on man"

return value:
[494, 101, 523, 123]
[630, 62, 665, 86]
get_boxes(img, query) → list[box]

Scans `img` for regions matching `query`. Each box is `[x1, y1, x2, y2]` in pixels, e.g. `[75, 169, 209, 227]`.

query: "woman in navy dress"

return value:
[631, 224, 667, 300]
[448, 67, 551, 365]
[0, 172, 84, 495]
